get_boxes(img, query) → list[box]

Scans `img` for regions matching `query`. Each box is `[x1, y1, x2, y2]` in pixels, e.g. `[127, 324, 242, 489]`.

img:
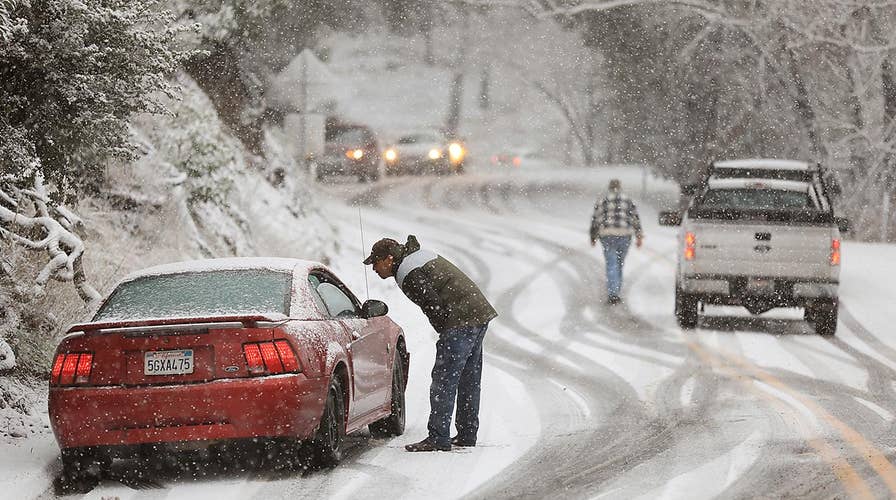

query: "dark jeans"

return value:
[428, 323, 489, 447]
[599, 235, 632, 298]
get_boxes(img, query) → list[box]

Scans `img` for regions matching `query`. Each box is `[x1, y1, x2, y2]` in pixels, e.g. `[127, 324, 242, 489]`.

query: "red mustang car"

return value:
[49, 258, 408, 481]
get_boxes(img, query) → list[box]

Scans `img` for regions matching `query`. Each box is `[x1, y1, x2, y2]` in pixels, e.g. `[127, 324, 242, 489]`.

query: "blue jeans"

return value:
[599, 235, 632, 298]
[428, 323, 488, 447]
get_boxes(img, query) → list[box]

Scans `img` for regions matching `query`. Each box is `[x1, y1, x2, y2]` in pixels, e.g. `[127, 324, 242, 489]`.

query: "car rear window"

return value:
[699, 188, 815, 211]
[94, 270, 292, 322]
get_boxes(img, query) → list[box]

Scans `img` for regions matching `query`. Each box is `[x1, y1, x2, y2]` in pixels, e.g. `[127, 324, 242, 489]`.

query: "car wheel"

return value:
[813, 299, 838, 336]
[675, 286, 698, 329]
[312, 375, 345, 467]
[369, 351, 406, 438]
[56, 448, 110, 493]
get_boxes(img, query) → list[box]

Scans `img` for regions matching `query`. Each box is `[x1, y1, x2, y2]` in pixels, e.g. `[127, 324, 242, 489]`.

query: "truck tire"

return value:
[675, 286, 699, 329]
[813, 300, 838, 336]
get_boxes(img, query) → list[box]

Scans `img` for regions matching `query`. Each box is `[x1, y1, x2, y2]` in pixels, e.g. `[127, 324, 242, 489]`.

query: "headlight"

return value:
[448, 142, 465, 162]
[346, 149, 364, 160]
[384, 149, 397, 162]
[428, 149, 442, 160]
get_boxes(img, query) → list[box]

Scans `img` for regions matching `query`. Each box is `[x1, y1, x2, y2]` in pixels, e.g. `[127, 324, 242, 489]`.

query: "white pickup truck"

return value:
[659, 159, 849, 335]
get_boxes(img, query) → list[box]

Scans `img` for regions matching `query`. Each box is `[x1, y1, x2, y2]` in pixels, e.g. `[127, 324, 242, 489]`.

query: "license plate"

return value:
[144, 350, 194, 376]
[746, 278, 775, 294]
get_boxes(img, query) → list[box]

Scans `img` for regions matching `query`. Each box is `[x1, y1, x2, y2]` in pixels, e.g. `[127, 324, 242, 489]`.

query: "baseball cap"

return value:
[363, 238, 401, 265]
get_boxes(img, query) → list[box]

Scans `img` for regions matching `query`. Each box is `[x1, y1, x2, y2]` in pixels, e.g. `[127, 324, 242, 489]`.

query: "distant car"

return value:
[490, 147, 551, 169]
[383, 131, 466, 175]
[490, 152, 523, 168]
[49, 258, 408, 484]
[315, 123, 382, 182]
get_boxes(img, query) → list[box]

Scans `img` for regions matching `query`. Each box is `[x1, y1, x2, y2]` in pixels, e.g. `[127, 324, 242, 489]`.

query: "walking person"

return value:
[364, 235, 497, 452]
[589, 179, 644, 304]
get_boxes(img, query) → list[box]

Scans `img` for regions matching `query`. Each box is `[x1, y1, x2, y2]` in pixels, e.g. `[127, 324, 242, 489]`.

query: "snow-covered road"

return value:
[318, 165, 896, 499]
[8, 165, 896, 499]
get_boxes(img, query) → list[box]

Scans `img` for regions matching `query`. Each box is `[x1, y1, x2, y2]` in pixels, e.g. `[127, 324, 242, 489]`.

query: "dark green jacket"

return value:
[392, 236, 497, 333]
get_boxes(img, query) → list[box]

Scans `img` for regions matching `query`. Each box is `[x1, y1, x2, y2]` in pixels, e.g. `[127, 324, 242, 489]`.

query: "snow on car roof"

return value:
[122, 257, 322, 282]
[713, 159, 812, 171]
[707, 178, 810, 192]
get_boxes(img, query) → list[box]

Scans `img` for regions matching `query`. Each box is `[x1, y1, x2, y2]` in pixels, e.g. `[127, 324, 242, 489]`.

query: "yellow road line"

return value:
[708, 343, 896, 495]
[638, 242, 896, 494]
[687, 340, 874, 499]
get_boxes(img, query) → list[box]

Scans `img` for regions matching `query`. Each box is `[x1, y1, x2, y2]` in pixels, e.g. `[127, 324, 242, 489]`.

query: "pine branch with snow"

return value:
[0, 0, 195, 201]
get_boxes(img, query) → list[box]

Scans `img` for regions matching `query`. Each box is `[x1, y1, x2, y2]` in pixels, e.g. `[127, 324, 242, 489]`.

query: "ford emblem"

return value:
[224, 365, 239, 373]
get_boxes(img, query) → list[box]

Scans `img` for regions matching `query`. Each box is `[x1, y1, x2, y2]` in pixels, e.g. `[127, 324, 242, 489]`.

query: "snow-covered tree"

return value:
[0, 0, 189, 369]
[0, 0, 188, 199]
[532, 0, 896, 238]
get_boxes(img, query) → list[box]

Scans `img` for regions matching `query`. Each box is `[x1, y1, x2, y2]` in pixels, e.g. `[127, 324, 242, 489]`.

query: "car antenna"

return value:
[358, 205, 370, 301]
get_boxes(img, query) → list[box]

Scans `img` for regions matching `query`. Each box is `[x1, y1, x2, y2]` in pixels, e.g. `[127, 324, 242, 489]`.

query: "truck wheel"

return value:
[813, 300, 838, 336]
[369, 351, 406, 438]
[675, 286, 699, 329]
[311, 376, 345, 468]
[803, 307, 815, 323]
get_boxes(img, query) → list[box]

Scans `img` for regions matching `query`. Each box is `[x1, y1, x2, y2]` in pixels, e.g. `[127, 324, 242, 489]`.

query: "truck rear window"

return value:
[699, 188, 815, 211]
[94, 270, 292, 322]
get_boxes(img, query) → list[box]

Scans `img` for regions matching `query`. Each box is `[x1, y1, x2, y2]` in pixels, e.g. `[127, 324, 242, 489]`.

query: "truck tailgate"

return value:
[685, 220, 837, 280]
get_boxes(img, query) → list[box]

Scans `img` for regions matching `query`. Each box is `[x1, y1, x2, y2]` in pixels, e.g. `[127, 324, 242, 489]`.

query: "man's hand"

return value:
[636, 235, 644, 249]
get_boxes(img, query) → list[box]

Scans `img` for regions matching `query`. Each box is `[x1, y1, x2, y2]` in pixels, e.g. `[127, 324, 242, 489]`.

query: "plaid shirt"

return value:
[590, 191, 643, 240]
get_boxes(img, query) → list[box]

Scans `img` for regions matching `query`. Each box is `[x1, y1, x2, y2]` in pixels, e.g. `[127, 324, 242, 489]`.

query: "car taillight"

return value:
[244, 344, 265, 374]
[830, 238, 841, 266]
[51, 353, 93, 386]
[275, 340, 300, 372]
[259, 342, 284, 373]
[684, 232, 696, 261]
[75, 354, 93, 383]
[243, 341, 300, 376]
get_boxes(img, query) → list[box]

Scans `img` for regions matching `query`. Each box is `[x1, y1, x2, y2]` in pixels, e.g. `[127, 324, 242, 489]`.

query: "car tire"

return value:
[675, 286, 699, 329]
[369, 351, 406, 438]
[813, 299, 838, 336]
[311, 375, 345, 468]
[57, 448, 110, 493]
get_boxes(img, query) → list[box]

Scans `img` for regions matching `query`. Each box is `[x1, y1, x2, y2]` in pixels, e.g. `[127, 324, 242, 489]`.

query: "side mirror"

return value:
[659, 210, 682, 226]
[835, 216, 850, 234]
[361, 299, 389, 319]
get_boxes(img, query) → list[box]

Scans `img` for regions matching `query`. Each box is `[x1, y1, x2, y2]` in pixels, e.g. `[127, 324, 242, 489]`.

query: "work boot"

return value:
[451, 436, 476, 447]
[404, 437, 451, 452]
[608, 295, 621, 305]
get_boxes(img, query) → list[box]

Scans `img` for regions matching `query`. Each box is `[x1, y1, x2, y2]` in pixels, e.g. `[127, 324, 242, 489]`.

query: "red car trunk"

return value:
[58, 319, 280, 387]
[49, 315, 328, 449]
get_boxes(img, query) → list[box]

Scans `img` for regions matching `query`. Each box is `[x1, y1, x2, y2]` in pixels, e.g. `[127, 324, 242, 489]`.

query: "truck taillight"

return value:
[243, 341, 300, 376]
[51, 353, 93, 386]
[684, 232, 696, 261]
[830, 238, 841, 266]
